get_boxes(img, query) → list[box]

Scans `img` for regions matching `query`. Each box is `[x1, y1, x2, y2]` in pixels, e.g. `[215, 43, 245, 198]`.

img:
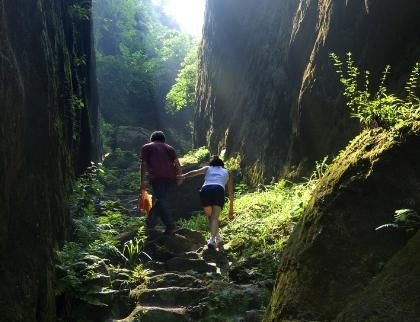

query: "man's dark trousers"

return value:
[146, 179, 176, 230]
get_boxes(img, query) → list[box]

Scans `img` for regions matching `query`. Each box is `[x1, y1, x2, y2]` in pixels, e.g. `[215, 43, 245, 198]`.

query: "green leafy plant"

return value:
[306, 156, 329, 182]
[123, 227, 148, 266]
[69, 3, 90, 21]
[56, 162, 146, 310]
[74, 54, 87, 67]
[330, 52, 420, 128]
[178, 212, 210, 236]
[376, 209, 420, 231]
[70, 95, 85, 110]
[55, 242, 118, 306]
[131, 264, 151, 284]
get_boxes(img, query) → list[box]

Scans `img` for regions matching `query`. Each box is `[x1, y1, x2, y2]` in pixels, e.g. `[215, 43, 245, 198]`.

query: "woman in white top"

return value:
[178, 156, 234, 250]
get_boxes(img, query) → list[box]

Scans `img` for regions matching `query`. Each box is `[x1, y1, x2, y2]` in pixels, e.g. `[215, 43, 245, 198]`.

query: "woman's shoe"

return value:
[207, 236, 216, 249]
[215, 235, 224, 251]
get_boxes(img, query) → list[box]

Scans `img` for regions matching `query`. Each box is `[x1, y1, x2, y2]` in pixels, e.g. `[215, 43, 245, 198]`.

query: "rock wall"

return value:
[0, 0, 98, 320]
[195, 0, 420, 182]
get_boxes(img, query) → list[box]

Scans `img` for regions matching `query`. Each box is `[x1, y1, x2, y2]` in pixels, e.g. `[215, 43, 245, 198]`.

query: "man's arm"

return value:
[140, 159, 148, 189]
[174, 158, 182, 175]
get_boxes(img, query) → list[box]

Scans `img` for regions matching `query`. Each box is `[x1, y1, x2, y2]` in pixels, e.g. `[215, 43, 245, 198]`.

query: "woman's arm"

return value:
[227, 172, 234, 220]
[178, 166, 208, 180]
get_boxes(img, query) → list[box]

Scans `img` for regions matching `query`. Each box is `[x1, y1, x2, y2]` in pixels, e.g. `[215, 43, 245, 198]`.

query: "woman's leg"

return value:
[203, 206, 215, 247]
[203, 206, 212, 217]
[210, 205, 221, 237]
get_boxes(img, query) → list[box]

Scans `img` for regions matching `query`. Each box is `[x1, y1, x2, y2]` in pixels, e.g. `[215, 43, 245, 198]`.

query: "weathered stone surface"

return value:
[146, 273, 203, 289]
[170, 164, 206, 219]
[202, 247, 229, 267]
[264, 123, 420, 321]
[205, 281, 271, 321]
[174, 228, 206, 246]
[146, 232, 203, 256]
[196, 0, 420, 181]
[130, 286, 207, 307]
[336, 231, 420, 322]
[0, 0, 98, 320]
[121, 228, 273, 321]
[165, 257, 217, 274]
[119, 305, 188, 322]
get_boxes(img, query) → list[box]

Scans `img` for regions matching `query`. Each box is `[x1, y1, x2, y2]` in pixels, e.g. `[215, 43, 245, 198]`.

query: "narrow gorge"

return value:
[1, 0, 419, 321]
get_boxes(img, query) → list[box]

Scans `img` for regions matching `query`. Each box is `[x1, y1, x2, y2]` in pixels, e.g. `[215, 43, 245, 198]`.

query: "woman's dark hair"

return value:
[150, 131, 165, 142]
[209, 155, 224, 167]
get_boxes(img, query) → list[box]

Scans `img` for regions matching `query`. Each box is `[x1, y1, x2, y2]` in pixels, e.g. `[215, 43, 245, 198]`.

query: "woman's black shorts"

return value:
[200, 185, 225, 208]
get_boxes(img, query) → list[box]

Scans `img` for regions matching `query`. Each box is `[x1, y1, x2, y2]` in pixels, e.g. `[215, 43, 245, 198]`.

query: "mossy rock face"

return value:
[130, 286, 207, 307]
[146, 273, 203, 289]
[265, 122, 420, 321]
[203, 281, 271, 322]
[123, 305, 188, 322]
[337, 231, 420, 322]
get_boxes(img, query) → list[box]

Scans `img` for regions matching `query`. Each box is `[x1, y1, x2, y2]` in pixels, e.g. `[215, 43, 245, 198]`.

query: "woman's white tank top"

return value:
[203, 166, 229, 189]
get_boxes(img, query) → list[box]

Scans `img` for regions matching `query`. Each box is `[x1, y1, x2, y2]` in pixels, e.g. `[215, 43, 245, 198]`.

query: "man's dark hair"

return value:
[209, 155, 224, 167]
[150, 131, 166, 142]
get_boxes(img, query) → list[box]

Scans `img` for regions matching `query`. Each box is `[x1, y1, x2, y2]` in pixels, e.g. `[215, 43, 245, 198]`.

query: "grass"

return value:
[178, 177, 319, 279]
[221, 179, 316, 277]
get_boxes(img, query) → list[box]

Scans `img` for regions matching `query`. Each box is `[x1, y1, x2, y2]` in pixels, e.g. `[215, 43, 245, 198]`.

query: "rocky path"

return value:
[116, 228, 269, 322]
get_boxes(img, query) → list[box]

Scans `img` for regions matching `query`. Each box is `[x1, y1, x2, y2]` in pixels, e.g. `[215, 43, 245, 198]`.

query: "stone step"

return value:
[201, 247, 230, 267]
[146, 273, 204, 289]
[130, 286, 207, 307]
[116, 305, 189, 322]
[145, 233, 203, 258]
[174, 228, 206, 245]
[165, 257, 217, 274]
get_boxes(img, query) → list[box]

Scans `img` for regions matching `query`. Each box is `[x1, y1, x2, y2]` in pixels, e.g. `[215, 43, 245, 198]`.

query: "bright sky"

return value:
[152, 0, 206, 38]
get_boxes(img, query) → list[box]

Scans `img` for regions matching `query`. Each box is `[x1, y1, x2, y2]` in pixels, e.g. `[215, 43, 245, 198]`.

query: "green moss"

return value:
[264, 121, 420, 321]
[311, 121, 420, 209]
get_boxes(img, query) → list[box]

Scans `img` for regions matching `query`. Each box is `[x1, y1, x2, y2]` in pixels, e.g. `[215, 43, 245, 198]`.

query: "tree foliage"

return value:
[166, 44, 199, 112]
[94, 0, 196, 126]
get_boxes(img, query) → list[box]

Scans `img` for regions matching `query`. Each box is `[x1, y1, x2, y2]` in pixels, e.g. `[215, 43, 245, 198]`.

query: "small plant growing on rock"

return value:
[330, 52, 420, 128]
[69, 3, 90, 21]
[131, 264, 150, 284]
[123, 227, 148, 266]
[376, 209, 420, 232]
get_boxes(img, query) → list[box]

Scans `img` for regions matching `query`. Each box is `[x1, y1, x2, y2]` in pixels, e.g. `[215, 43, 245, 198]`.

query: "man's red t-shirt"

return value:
[141, 141, 177, 182]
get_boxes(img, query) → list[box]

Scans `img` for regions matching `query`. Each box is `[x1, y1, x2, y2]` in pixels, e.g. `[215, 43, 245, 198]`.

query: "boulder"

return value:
[113, 126, 150, 151]
[265, 122, 420, 321]
[130, 286, 207, 307]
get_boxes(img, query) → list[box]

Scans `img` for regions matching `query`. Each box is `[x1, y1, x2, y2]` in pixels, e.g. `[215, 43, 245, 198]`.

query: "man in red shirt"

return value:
[140, 131, 181, 234]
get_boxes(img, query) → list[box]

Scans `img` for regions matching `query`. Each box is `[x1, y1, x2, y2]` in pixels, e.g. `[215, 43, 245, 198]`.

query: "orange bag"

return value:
[138, 189, 152, 215]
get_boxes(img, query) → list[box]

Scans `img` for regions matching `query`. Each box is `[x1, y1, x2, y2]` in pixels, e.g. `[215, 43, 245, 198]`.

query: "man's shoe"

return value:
[164, 226, 179, 235]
